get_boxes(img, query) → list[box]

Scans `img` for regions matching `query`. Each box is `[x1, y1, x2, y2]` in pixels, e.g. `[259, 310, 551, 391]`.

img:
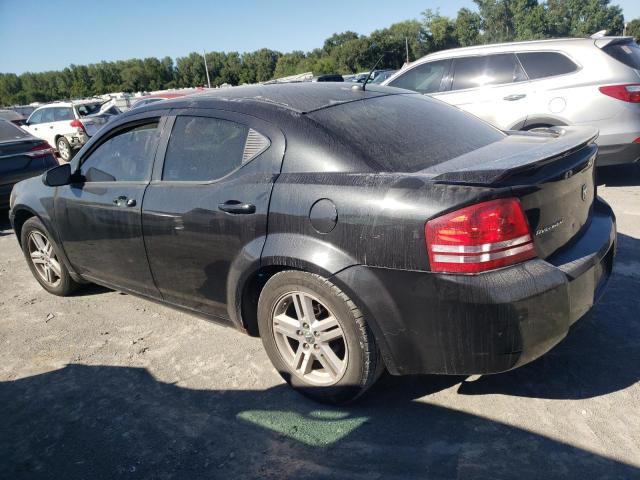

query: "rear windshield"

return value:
[602, 41, 640, 70]
[307, 94, 504, 172]
[0, 120, 29, 142]
[75, 102, 103, 117]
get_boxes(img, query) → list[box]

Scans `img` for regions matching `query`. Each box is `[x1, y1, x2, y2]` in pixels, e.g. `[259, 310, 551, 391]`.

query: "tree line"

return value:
[1, 0, 639, 106]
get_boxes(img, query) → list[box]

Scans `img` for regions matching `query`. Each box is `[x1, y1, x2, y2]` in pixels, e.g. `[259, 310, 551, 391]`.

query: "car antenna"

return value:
[352, 54, 386, 92]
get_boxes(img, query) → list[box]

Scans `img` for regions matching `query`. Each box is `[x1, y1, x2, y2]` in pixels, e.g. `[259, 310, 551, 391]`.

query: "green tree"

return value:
[627, 18, 640, 42]
[423, 9, 458, 51]
[454, 8, 482, 46]
[546, 0, 624, 37]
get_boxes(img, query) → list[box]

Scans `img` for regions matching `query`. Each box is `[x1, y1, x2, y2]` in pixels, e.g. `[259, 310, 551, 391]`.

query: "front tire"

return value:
[21, 217, 79, 296]
[56, 136, 72, 162]
[258, 271, 383, 404]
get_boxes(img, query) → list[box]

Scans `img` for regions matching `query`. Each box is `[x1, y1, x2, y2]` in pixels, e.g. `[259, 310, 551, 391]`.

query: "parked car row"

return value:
[21, 99, 121, 161]
[9, 81, 616, 403]
[382, 35, 640, 166]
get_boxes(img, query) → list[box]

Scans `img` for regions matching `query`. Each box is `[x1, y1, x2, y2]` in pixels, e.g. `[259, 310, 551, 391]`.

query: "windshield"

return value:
[308, 94, 504, 172]
[75, 102, 103, 117]
[603, 41, 640, 69]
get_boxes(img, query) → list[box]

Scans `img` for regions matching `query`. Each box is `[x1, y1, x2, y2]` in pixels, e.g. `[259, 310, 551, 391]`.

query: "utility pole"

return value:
[202, 50, 211, 88]
[405, 37, 409, 64]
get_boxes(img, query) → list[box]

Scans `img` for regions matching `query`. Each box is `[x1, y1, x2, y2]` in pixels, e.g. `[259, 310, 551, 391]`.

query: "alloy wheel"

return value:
[271, 291, 348, 386]
[28, 231, 62, 287]
[57, 139, 70, 161]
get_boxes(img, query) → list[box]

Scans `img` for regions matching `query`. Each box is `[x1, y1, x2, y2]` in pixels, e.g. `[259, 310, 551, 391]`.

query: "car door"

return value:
[51, 106, 76, 144]
[23, 108, 51, 143]
[435, 53, 531, 130]
[142, 109, 285, 319]
[54, 113, 166, 296]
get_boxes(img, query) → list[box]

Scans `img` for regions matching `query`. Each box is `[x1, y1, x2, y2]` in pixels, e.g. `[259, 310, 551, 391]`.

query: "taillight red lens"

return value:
[598, 84, 640, 102]
[70, 119, 85, 130]
[425, 198, 536, 273]
[26, 142, 55, 159]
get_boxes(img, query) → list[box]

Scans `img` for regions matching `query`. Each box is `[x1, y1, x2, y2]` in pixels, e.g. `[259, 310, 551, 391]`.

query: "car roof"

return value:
[136, 82, 406, 115]
[407, 36, 637, 64]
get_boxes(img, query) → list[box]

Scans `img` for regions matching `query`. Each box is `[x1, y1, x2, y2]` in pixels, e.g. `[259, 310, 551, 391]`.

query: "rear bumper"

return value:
[63, 132, 89, 150]
[334, 198, 616, 375]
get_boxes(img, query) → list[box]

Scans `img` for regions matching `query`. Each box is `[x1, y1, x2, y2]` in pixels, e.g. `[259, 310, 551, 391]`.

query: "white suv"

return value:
[22, 101, 116, 161]
[383, 36, 640, 166]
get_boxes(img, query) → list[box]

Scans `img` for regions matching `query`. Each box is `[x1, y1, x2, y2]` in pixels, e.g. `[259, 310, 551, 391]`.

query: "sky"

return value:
[1, 0, 640, 74]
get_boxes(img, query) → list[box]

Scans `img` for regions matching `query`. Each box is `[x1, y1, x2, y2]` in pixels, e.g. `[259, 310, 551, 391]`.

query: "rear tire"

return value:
[21, 217, 79, 296]
[258, 270, 383, 404]
[56, 137, 72, 162]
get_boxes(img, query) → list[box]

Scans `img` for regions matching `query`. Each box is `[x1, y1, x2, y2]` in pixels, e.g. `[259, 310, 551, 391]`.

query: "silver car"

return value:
[383, 36, 640, 166]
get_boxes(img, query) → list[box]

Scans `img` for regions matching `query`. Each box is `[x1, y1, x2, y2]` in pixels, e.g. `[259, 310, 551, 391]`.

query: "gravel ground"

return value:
[1, 165, 639, 479]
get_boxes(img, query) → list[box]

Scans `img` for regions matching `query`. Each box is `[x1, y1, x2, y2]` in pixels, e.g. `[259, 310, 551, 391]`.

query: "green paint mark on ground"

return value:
[237, 409, 368, 447]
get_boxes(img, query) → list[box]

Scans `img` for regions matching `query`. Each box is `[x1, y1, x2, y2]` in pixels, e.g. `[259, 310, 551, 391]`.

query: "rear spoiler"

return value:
[594, 36, 636, 49]
[425, 126, 598, 185]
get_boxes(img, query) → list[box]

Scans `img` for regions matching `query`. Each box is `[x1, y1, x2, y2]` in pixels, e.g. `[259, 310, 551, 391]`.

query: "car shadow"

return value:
[597, 163, 640, 187]
[1, 363, 637, 480]
[0, 210, 12, 236]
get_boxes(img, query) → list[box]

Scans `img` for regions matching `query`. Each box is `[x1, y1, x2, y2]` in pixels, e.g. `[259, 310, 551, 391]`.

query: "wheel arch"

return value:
[232, 234, 359, 337]
[11, 206, 38, 247]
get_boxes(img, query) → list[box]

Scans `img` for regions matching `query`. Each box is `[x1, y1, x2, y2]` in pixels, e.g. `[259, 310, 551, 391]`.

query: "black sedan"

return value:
[1, 119, 57, 209]
[9, 84, 615, 403]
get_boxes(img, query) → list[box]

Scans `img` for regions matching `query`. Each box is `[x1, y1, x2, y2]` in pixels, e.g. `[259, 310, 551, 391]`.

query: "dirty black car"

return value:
[9, 84, 616, 403]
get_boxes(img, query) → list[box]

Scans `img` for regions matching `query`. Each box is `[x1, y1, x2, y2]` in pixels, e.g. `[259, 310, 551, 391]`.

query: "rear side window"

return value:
[54, 107, 74, 121]
[163, 116, 249, 181]
[81, 121, 159, 182]
[452, 54, 526, 90]
[517, 52, 579, 79]
[40, 108, 55, 123]
[602, 42, 640, 70]
[307, 94, 504, 172]
[389, 60, 450, 94]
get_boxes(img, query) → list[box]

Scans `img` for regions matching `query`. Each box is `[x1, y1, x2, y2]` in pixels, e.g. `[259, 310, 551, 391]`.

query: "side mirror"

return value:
[42, 163, 72, 187]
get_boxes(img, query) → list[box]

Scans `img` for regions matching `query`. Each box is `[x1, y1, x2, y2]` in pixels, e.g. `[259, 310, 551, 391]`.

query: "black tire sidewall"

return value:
[21, 217, 76, 296]
[258, 271, 375, 403]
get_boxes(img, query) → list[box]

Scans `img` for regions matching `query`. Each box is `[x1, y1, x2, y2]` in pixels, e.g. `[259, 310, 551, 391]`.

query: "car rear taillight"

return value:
[25, 142, 56, 159]
[598, 84, 640, 102]
[425, 198, 536, 274]
[70, 119, 86, 132]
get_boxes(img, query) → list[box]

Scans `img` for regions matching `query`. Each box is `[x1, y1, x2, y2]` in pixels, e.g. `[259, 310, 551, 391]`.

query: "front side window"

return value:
[80, 121, 159, 182]
[389, 60, 450, 94]
[452, 54, 526, 91]
[517, 52, 579, 79]
[162, 116, 249, 181]
[28, 110, 43, 125]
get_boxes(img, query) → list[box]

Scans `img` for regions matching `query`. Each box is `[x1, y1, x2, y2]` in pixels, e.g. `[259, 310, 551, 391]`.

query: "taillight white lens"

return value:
[425, 198, 536, 273]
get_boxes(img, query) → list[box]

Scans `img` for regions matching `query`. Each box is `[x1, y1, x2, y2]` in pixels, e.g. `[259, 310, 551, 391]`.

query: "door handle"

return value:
[113, 196, 136, 207]
[503, 93, 526, 101]
[49, 126, 54, 129]
[218, 200, 256, 214]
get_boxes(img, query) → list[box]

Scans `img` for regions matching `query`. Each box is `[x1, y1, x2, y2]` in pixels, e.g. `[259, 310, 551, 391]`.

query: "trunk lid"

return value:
[424, 127, 598, 259]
